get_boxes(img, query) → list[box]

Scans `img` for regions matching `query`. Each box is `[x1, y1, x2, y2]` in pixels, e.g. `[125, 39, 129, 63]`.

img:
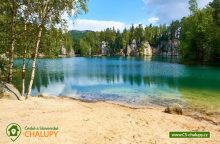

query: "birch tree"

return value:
[7, 0, 18, 83]
[25, 0, 88, 99]
[20, 0, 31, 96]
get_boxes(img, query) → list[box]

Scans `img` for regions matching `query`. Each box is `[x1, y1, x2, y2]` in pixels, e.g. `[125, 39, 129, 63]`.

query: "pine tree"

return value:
[189, 0, 198, 14]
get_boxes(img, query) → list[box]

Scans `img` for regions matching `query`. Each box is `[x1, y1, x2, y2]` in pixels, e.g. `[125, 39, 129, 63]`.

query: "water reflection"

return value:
[15, 57, 220, 106]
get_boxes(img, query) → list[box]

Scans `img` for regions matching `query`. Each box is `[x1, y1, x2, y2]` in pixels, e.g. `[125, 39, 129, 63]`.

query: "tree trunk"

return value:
[26, 25, 43, 99]
[26, 0, 48, 99]
[7, 0, 16, 83]
[21, 22, 27, 96]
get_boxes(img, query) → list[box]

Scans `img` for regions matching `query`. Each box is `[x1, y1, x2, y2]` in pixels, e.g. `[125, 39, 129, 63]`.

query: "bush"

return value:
[0, 54, 8, 80]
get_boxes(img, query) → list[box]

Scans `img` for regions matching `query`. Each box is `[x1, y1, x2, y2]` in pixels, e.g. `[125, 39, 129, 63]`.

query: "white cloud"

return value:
[71, 19, 129, 31]
[61, 12, 130, 31]
[61, 13, 140, 31]
[61, 0, 213, 31]
[147, 17, 159, 24]
[143, 0, 213, 24]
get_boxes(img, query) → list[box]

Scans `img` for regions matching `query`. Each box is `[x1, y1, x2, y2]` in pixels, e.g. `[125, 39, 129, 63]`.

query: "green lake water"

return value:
[14, 57, 220, 119]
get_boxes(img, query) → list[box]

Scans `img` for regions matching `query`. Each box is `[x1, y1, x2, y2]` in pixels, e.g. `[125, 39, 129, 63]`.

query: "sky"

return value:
[66, 0, 212, 31]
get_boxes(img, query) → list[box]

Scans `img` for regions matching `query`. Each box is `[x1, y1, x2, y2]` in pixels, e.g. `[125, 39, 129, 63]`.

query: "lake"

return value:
[15, 57, 220, 117]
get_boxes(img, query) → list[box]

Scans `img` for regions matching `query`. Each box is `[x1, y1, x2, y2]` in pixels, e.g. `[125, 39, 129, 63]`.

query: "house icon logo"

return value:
[6, 123, 21, 142]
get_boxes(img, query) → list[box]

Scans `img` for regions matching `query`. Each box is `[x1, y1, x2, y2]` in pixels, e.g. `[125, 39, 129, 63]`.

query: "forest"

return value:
[0, 0, 88, 98]
[71, 0, 220, 62]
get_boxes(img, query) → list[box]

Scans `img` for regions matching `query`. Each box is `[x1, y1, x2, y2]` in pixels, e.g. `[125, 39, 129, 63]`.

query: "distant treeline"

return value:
[70, 24, 170, 56]
[70, 0, 220, 62]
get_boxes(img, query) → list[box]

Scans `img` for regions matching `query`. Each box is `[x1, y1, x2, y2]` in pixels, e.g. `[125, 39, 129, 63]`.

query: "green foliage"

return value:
[134, 24, 144, 47]
[69, 0, 220, 63]
[189, 0, 198, 14]
[0, 54, 8, 80]
[40, 28, 63, 57]
[39, 28, 74, 57]
[70, 31, 99, 56]
[180, 5, 220, 62]
[0, 0, 89, 58]
[0, 0, 89, 91]
[69, 30, 92, 40]
[210, 0, 220, 26]
[170, 20, 181, 40]
[83, 32, 99, 55]
[79, 39, 90, 56]
[0, 0, 12, 54]
[71, 24, 170, 56]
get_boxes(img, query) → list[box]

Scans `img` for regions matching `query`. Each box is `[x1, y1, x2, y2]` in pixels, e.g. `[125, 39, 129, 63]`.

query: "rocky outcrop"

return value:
[59, 44, 75, 57]
[167, 39, 179, 56]
[67, 48, 75, 57]
[118, 49, 125, 56]
[131, 39, 137, 51]
[0, 82, 21, 100]
[99, 39, 153, 56]
[101, 41, 109, 55]
[60, 44, 67, 55]
[158, 39, 180, 56]
[37, 53, 45, 58]
[126, 39, 138, 56]
[126, 40, 152, 56]
[141, 41, 152, 56]
[164, 103, 183, 115]
[126, 45, 132, 56]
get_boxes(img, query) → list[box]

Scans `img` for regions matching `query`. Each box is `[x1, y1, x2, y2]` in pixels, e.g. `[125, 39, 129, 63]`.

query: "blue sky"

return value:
[79, 0, 147, 24]
[67, 0, 212, 31]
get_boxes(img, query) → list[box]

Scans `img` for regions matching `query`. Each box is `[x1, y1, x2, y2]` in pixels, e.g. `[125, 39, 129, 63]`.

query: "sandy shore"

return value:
[0, 96, 219, 144]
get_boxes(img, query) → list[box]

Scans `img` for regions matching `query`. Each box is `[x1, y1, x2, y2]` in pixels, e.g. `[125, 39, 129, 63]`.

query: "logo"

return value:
[6, 123, 21, 142]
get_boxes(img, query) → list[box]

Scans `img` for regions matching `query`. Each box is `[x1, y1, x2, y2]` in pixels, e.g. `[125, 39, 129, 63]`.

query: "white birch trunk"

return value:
[21, 22, 27, 96]
[26, 0, 48, 99]
[25, 26, 43, 98]
[7, 0, 16, 83]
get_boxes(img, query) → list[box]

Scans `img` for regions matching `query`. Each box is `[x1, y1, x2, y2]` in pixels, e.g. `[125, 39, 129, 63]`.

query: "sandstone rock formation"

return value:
[101, 41, 109, 55]
[60, 44, 67, 55]
[142, 41, 152, 56]
[126, 39, 138, 56]
[67, 48, 75, 57]
[164, 103, 183, 115]
[126, 40, 152, 56]
[59, 44, 75, 57]
[0, 82, 21, 100]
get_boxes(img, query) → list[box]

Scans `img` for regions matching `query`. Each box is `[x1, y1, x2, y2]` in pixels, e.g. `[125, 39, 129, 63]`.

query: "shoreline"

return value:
[0, 96, 220, 144]
[38, 95, 220, 126]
